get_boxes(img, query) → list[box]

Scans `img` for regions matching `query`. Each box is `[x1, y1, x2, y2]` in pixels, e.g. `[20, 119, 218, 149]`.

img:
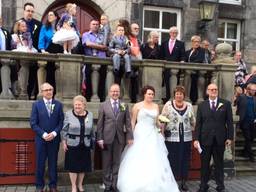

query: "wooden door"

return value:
[42, 1, 101, 34]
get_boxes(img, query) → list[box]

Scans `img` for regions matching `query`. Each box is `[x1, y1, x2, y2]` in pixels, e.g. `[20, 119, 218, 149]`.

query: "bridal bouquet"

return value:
[158, 115, 170, 123]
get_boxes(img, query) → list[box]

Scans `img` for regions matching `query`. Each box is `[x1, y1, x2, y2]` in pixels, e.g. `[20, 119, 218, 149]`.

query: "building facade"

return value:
[1, 0, 255, 63]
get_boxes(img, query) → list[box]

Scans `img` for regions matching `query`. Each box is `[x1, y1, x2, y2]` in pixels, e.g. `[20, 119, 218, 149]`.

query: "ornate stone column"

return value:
[105, 65, 114, 98]
[91, 64, 100, 102]
[170, 69, 179, 98]
[0, 59, 14, 99]
[184, 70, 192, 101]
[54, 61, 61, 99]
[17, 60, 29, 100]
[37, 61, 47, 98]
[122, 77, 131, 102]
[197, 70, 207, 103]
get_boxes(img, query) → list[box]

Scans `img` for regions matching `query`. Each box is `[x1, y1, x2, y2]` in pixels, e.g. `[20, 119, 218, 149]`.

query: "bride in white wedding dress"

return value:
[117, 86, 180, 192]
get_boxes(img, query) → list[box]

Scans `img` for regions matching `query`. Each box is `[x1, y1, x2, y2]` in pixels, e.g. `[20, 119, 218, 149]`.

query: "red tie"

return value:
[169, 40, 174, 54]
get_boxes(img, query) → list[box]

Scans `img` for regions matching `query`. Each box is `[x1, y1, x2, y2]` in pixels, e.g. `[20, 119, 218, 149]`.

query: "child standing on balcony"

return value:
[109, 25, 131, 77]
[52, 3, 79, 54]
[11, 20, 37, 52]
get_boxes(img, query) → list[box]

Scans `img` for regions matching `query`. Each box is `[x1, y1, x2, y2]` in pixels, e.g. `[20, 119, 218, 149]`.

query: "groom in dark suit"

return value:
[194, 83, 234, 192]
[30, 83, 64, 192]
[160, 26, 185, 103]
[97, 83, 133, 192]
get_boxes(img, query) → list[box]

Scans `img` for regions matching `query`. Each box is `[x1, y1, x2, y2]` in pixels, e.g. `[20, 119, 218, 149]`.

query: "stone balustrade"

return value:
[0, 51, 237, 103]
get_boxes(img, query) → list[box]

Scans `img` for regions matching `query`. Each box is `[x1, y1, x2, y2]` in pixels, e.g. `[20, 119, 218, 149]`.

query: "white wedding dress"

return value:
[117, 108, 180, 192]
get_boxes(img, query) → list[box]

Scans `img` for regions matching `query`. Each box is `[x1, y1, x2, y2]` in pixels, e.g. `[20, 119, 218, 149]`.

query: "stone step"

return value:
[235, 161, 256, 176]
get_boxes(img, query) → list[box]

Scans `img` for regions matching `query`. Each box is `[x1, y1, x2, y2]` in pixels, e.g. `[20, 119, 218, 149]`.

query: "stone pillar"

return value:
[170, 69, 179, 98]
[214, 43, 237, 101]
[142, 61, 162, 103]
[91, 64, 100, 102]
[197, 70, 206, 103]
[58, 55, 81, 100]
[17, 60, 29, 100]
[54, 61, 61, 99]
[184, 70, 191, 101]
[0, 59, 14, 99]
[122, 77, 130, 102]
[37, 61, 47, 98]
[105, 65, 114, 98]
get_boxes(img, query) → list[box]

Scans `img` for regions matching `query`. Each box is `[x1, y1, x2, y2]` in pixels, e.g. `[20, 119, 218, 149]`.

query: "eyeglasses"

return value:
[26, 10, 34, 13]
[42, 89, 53, 92]
[208, 88, 218, 91]
[133, 27, 139, 30]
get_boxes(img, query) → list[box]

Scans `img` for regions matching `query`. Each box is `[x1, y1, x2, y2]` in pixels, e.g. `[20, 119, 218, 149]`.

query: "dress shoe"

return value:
[181, 180, 188, 191]
[197, 189, 208, 192]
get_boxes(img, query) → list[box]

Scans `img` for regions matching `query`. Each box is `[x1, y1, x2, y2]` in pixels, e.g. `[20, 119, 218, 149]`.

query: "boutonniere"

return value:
[85, 116, 89, 123]
[3, 30, 7, 36]
[119, 103, 126, 112]
[33, 24, 38, 33]
[51, 104, 55, 113]
[217, 103, 223, 110]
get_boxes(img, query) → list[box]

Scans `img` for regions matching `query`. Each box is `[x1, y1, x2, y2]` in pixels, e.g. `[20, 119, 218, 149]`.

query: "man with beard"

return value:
[129, 23, 142, 102]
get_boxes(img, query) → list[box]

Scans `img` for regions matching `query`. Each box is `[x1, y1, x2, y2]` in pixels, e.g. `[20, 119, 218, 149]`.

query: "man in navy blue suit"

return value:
[30, 83, 64, 192]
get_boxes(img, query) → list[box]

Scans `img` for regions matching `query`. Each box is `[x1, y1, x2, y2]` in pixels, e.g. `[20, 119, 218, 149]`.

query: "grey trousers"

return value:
[102, 137, 125, 190]
[112, 53, 131, 73]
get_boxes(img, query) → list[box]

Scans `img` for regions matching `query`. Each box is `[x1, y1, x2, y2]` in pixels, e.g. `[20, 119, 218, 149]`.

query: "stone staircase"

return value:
[235, 128, 256, 176]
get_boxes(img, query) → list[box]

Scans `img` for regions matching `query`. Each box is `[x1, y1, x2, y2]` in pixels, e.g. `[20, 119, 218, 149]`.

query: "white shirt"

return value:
[0, 28, 6, 51]
[42, 98, 57, 139]
[209, 98, 218, 108]
[110, 98, 119, 108]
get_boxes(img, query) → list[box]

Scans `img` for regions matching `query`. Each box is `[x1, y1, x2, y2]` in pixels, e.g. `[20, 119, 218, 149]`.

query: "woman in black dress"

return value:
[61, 95, 94, 192]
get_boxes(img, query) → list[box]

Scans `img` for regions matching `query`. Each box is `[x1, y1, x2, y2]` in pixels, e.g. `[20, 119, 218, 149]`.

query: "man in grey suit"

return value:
[97, 84, 133, 192]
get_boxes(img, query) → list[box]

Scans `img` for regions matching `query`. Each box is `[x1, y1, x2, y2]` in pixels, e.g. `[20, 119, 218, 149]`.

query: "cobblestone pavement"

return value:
[0, 176, 256, 192]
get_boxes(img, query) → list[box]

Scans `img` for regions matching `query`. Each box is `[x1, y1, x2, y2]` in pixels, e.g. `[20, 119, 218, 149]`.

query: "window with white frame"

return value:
[143, 6, 181, 44]
[219, 0, 241, 5]
[217, 19, 241, 51]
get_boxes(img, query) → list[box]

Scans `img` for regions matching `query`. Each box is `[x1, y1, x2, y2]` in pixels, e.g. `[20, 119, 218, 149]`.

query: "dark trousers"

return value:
[240, 120, 255, 157]
[35, 138, 60, 189]
[102, 136, 124, 190]
[200, 138, 225, 191]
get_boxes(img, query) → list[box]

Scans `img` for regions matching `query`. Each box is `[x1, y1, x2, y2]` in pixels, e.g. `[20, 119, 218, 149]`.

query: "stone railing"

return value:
[0, 51, 237, 103]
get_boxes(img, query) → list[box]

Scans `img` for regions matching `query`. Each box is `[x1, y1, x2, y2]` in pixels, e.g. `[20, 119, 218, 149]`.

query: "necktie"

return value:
[211, 101, 216, 111]
[113, 101, 119, 116]
[169, 40, 174, 54]
[46, 101, 51, 116]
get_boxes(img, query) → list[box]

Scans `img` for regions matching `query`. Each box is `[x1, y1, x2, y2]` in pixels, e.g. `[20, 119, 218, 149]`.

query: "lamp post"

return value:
[198, 0, 218, 31]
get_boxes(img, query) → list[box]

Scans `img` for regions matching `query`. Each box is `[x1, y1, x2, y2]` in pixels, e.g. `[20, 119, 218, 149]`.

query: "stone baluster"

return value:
[0, 59, 14, 99]
[17, 60, 29, 100]
[197, 70, 207, 103]
[184, 69, 192, 101]
[54, 61, 61, 99]
[105, 65, 114, 98]
[170, 69, 179, 98]
[37, 60, 47, 98]
[122, 77, 131, 102]
[91, 64, 100, 102]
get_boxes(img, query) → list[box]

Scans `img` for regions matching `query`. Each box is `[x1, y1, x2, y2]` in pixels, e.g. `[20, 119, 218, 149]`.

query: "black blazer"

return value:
[195, 98, 234, 146]
[185, 47, 205, 63]
[0, 27, 11, 50]
[160, 39, 185, 61]
[236, 94, 256, 122]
